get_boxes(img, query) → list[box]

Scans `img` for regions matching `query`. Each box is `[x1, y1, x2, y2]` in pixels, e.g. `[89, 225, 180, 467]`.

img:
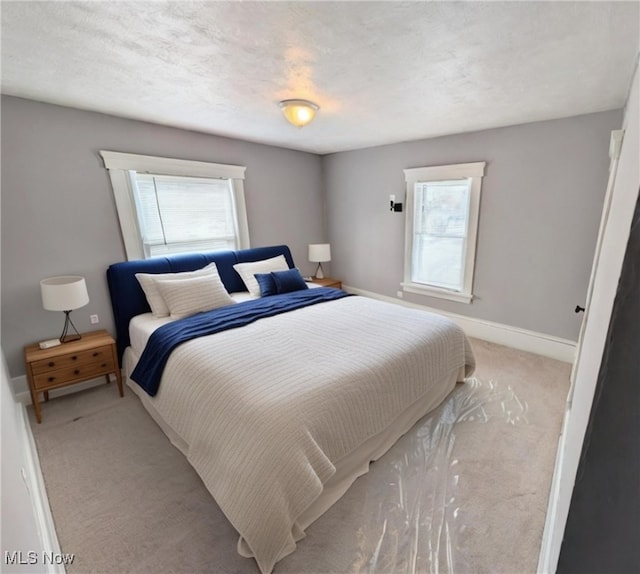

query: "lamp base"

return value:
[60, 310, 82, 343]
[314, 263, 325, 279]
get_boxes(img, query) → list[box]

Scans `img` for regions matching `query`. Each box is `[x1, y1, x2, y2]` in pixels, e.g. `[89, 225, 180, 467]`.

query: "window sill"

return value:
[401, 283, 473, 304]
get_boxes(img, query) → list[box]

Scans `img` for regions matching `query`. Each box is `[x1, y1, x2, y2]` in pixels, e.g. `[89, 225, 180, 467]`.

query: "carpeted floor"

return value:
[28, 338, 570, 574]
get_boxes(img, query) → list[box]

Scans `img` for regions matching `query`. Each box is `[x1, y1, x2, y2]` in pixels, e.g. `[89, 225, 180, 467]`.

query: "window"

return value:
[132, 174, 239, 257]
[403, 162, 485, 304]
[100, 151, 250, 260]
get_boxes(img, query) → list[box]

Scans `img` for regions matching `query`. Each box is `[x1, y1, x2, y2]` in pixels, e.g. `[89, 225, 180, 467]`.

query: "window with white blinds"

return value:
[100, 151, 250, 260]
[132, 173, 239, 257]
[403, 162, 485, 304]
[411, 179, 471, 291]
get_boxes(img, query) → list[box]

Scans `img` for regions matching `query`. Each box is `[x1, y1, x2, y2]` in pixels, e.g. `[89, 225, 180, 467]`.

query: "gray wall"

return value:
[1, 96, 325, 377]
[323, 110, 622, 341]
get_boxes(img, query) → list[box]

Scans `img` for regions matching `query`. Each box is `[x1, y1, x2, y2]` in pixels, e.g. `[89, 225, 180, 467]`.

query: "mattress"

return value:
[129, 314, 173, 357]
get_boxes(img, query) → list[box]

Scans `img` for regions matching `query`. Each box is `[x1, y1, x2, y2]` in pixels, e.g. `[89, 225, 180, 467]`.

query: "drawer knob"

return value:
[93, 352, 99, 357]
[101, 363, 107, 368]
[74, 369, 80, 375]
[48, 376, 55, 382]
[71, 356, 78, 361]
[48, 361, 55, 367]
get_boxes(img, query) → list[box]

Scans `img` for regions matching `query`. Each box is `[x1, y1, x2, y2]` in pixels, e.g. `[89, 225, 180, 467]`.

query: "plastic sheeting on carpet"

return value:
[350, 377, 530, 574]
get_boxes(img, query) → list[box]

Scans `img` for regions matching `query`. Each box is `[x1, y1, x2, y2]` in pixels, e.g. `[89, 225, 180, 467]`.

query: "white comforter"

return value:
[142, 295, 475, 573]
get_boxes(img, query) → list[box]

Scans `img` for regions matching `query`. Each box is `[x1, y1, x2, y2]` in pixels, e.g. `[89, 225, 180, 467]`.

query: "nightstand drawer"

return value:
[32, 357, 116, 390]
[30, 345, 113, 375]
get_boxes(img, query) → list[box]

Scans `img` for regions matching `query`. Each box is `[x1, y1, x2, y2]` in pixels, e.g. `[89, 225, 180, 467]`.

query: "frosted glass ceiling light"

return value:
[279, 99, 319, 128]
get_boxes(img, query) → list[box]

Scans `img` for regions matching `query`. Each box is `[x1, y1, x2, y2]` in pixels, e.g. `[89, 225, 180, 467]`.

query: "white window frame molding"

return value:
[402, 161, 486, 304]
[100, 151, 250, 260]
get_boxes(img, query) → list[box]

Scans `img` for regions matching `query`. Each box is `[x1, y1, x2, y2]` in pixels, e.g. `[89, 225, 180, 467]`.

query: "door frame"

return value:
[537, 66, 639, 574]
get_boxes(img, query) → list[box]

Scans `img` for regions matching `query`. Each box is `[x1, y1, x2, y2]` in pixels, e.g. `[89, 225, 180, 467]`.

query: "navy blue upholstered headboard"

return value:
[106, 245, 295, 364]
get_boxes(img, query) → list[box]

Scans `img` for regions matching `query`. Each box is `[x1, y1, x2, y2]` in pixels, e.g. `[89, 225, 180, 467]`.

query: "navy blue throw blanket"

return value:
[132, 287, 350, 396]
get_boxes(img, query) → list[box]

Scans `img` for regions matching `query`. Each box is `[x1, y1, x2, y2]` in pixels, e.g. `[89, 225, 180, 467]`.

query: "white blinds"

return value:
[412, 179, 471, 291]
[131, 173, 238, 257]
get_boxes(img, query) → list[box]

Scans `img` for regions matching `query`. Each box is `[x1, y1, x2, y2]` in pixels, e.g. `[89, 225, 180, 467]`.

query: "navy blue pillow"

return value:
[254, 272, 278, 297]
[271, 268, 309, 294]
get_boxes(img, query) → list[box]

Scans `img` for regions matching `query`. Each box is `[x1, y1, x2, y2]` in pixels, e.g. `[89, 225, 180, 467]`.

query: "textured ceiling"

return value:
[1, 1, 639, 154]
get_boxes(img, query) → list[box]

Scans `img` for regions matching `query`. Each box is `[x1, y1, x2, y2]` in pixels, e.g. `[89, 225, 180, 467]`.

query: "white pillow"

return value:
[135, 263, 220, 317]
[233, 255, 289, 297]
[154, 274, 235, 319]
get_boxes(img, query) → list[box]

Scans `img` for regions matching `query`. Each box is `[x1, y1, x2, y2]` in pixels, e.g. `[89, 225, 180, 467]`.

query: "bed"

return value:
[106, 244, 475, 574]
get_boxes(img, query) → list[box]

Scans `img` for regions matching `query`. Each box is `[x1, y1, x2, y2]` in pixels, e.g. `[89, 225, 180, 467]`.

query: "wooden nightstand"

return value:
[310, 277, 342, 289]
[24, 330, 123, 423]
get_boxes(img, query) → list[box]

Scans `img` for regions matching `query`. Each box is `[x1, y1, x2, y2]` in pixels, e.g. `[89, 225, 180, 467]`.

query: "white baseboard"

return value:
[18, 400, 66, 574]
[344, 286, 577, 363]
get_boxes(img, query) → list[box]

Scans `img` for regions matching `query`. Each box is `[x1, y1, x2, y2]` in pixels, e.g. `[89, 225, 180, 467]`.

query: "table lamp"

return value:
[40, 275, 90, 342]
[308, 244, 331, 279]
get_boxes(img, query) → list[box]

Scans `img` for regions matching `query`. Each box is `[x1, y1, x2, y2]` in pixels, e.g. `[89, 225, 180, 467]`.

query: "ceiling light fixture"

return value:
[279, 99, 319, 128]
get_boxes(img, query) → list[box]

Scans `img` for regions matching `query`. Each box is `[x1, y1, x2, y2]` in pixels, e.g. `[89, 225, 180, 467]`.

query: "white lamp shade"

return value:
[308, 243, 331, 263]
[41, 276, 89, 311]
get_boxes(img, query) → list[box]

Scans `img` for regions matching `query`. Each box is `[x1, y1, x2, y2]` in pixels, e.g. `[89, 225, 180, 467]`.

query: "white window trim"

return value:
[100, 151, 250, 260]
[402, 161, 486, 304]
